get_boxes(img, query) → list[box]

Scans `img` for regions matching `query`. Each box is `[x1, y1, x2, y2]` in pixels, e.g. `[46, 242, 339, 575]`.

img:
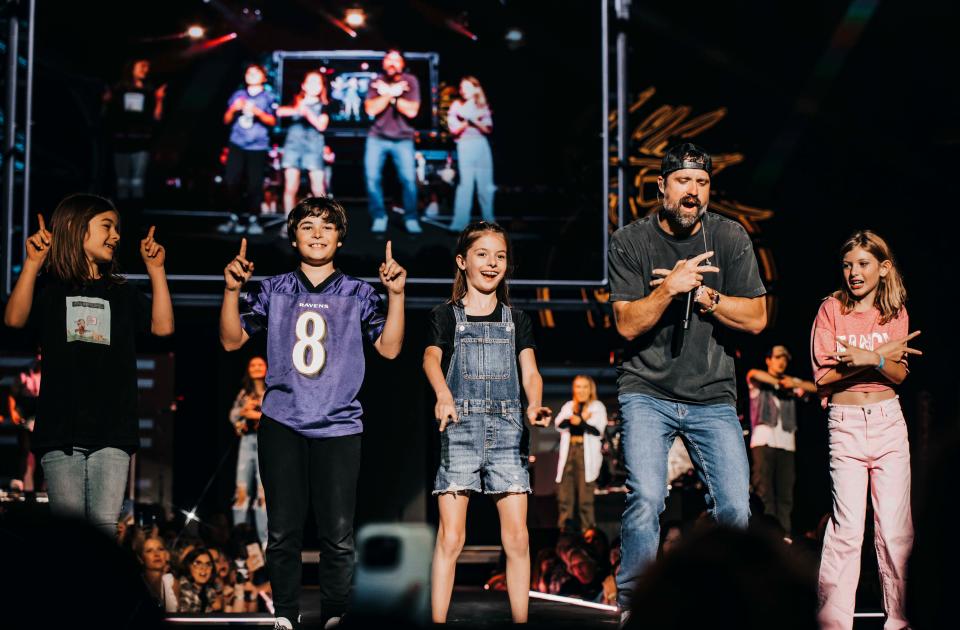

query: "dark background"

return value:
[1, 0, 957, 539]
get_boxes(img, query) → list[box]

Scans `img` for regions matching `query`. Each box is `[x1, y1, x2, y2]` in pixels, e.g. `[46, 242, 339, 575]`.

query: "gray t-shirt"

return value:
[608, 212, 766, 406]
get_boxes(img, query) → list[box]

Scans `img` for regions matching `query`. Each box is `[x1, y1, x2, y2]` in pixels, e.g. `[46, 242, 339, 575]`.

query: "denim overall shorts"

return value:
[433, 304, 530, 495]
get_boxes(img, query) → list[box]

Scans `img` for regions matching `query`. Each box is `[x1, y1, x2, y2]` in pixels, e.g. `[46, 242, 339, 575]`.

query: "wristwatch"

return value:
[704, 289, 721, 314]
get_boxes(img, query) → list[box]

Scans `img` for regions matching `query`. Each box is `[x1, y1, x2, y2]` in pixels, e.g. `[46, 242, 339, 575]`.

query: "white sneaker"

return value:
[247, 216, 264, 235]
[274, 617, 294, 630]
[424, 201, 439, 217]
[371, 216, 388, 233]
[619, 610, 631, 628]
[323, 616, 343, 629]
[216, 214, 241, 234]
[404, 218, 423, 234]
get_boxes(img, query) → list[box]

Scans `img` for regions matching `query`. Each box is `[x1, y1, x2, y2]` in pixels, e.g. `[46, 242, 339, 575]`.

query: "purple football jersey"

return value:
[240, 270, 386, 437]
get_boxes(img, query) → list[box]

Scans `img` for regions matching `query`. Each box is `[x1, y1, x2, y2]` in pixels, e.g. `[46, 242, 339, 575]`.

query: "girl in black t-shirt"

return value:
[3, 193, 174, 536]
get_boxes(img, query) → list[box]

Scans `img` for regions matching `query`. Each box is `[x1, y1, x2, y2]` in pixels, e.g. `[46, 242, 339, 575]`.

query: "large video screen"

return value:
[4, 1, 607, 294]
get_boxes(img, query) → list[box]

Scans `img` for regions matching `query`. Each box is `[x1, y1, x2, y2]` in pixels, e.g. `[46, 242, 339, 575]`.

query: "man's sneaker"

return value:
[273, 617, 294, 630]
[619, 610, 631, 629]
[404, 218, 423, 234]
[323, 616, 343, 629]
[217, 214, 242, 234]
[371, 216, 388, 233]
[424, 201, 440, 217]
[247, 216, 264, 235]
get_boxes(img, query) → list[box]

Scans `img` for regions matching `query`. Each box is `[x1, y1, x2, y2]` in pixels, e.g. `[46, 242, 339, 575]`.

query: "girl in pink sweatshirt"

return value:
[810, 230, 921, 630]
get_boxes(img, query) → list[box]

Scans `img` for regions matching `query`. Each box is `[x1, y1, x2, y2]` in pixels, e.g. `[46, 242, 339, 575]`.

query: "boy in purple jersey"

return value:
[219, 196, 406, 630]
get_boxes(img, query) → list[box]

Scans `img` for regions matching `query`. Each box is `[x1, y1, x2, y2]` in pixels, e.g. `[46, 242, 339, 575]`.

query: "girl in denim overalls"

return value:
[424, 222, 552, 623]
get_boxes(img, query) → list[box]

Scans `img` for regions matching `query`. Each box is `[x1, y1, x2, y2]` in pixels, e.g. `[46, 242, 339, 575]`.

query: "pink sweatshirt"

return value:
[810, 296, 909, 393]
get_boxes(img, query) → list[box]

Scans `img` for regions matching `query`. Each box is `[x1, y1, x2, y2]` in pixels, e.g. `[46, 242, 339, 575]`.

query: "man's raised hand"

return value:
[224, 238, 255, 291]
[648, 251, 719, 297]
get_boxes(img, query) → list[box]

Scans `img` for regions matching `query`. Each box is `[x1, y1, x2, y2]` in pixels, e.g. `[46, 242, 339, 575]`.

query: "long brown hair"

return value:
[459, 75, 488, 109]
[832, 230, 906, 324]
[449, 221, 512, 306]
[47, 193, 123, 286]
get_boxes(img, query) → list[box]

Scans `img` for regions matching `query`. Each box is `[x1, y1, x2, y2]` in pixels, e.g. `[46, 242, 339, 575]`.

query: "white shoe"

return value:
[404, 218, 423, 234]
[247, 216, 264, 235]
[274, 617, 294, 630]
[323, 616, 343, 629]
[424, 201, 439, 217]
[371, 216, 388, 233]
[217, 214, 241, 234]
[619, 610, 631, 628]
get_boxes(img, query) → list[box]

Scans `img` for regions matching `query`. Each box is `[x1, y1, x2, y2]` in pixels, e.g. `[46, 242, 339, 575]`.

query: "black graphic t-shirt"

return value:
[29, 275, 151, 453]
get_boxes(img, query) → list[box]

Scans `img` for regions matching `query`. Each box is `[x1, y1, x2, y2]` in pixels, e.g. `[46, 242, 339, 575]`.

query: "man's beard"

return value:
[661, 194, 707, 229]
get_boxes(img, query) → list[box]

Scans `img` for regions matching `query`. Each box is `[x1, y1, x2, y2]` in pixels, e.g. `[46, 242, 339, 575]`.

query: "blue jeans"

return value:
[615, 394, 750, 609]
[41, 446, 131, 537]
[450, 137, 495, 231]
[234, 433, 268, 545]
[364, 136, 418, 220]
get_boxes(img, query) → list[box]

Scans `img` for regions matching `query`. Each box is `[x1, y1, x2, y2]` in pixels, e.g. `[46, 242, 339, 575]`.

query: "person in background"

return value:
[219, 64, 277, 236]
[747, 345, 816, 536]
[447, 76, 495, 232]
[103, 59, 166, 202]
[553, 375, 607, 533]
[229, 356, 268, 547]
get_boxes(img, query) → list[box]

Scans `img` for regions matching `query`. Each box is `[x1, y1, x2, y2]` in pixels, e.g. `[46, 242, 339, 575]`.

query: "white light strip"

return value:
[528, 590, 619, 612]
[853, 612, 886, 618]
[165, 617, 273, 625]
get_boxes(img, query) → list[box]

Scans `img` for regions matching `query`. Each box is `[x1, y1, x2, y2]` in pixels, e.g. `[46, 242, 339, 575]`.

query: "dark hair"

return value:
[385, 48, 405, 60]
[286, 196, 348, 246]
[181, 547, 213, 580]
[47, 193, 123, 287]
[244, 63, 268, 83]
[449, 221, 512, 306]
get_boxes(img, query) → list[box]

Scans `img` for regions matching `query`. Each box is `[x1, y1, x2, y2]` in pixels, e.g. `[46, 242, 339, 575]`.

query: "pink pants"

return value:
[818, 397, 913, 630]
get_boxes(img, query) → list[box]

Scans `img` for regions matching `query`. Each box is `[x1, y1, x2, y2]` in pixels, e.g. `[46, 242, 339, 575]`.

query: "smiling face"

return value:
[141, 538, 167, 571]
[457, 232, 508, 296]
[572, 377, 592, 404]
[658, 168, 710, 229]
[247, 357, 267, 380]
[293, 214, 342, 265]
[82, 210, 120, 266]
[132, 60, 150, 82]
[843, 246, 889, 303]
[189, 553, 214, 585]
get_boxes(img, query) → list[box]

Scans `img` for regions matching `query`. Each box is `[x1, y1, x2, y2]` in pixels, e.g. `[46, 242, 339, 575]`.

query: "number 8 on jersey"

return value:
[293, 311, 327, 376]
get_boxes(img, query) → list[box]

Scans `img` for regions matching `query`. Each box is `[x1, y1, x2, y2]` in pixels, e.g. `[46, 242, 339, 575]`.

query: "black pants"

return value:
[556, 442, 596, 532]
[225, 145, 267, 218]
[258, 417, 361, 621]
[751, 445, 795, 534]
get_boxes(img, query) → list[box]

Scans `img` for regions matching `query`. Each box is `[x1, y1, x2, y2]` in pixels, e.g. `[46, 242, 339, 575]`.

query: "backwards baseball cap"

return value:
[766, 345, 792, 360]
[661, 142, 713, 179]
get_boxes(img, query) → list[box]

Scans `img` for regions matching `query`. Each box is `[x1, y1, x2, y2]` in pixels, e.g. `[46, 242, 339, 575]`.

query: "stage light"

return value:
[345, 8, 366, 29]
[187, 25, 205, 39]
[505, 27, 524, 44]
[360, 62, 369, 70]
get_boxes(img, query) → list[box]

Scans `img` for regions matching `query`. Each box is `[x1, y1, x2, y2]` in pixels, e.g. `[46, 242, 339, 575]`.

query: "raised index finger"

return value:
[37, 214, 47, 232]
[385, 240, 393, 262]
[238, 238, 247, 259]
[145, 225, 156, 241]
[904, 330, 922, 341]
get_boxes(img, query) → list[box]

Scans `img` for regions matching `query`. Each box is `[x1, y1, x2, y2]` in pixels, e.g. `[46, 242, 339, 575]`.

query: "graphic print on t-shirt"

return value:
[836, 331, 889, 352]
[65, 296, 111, 345]
[123, 92, 145, 112]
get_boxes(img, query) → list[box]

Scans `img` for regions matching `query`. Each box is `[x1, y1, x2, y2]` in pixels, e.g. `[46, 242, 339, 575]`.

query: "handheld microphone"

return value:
[683, 289, 694, 330]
